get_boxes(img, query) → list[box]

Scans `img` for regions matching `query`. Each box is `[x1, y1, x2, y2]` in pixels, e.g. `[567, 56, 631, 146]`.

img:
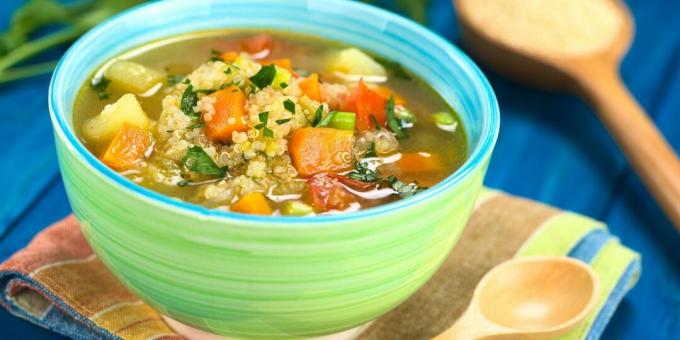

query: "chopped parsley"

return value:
[180, 82, 200, 119]
[386, 95, 408, 139]
[90, 77, 111, 100]
[188, 123, 204, 129]
[208, 48, 223, 62]
[348, 161, 380, 183]
[283, 99, 296, 114]
[346, 160, 426, 198]
[280, 82, 288, 89]
[249, 64, 277, 89]
[276, 118, 291, 125]
[255, 111, 274, 138]
[167, 74, 184, 86]
[224, 67, 232, 74]
[387, 176, 425, 198]
[181, 146, 227, 177]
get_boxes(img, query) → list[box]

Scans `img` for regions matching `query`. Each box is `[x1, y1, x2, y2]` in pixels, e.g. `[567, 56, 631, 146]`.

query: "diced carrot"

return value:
[375, 86, 407, 105]
[241, 34, 273, 54]
[299, 73, 322, 102]
[289, 127, 354, 177]
[397, 152, 445, 174]
[204, 86, 248, 142]
[307, 174, 357, 212]
[341, 79, 386, 131]
[263, 58, 293, 73]
[231, 192, 273, 215]
[100, 123, 151, 170]
[219, 51, 239, 62]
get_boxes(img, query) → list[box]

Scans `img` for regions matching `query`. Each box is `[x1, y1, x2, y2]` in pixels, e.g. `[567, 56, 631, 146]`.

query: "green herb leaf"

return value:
[90, 76, 110, 101]
[224, 67, 232, 74]
[188, 123, 204, 129]
[180, 83, 200, 119]
[280, 82, 288, 89]
[348, 161, 380, 183]
[386, 95, 408, 139]
[249, 64, 277, 89]
[284, 99, 296, 114]
[167, 74, 184, 86]
[386, 175, 422, 198]
[276, 118, 291, 125]
[181, 146, 227, 177]
[255, 111, 274, 138]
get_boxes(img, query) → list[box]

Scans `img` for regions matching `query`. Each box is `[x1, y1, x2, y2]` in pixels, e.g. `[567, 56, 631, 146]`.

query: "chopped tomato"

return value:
[204, 86, 248, 142]
[100, 123, 151, 170]
[289, 128, 354, 177]
[241, 34, 273, 55]
[307, 174, 357, 212]
[299, 73, 322, 102]
[231, 192, 273, 215]
[263, 58, 293, 73]
[341, 79, 386, 131]
[219, 51, 239, 62]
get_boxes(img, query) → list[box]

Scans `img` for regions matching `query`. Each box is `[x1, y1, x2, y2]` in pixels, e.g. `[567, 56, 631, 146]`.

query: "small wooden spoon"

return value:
[434, 256, 599, 340]
[454, 0, 680, 232]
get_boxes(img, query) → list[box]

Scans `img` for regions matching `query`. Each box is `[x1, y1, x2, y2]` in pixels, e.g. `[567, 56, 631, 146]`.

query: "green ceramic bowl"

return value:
[49, 0, 499, 338]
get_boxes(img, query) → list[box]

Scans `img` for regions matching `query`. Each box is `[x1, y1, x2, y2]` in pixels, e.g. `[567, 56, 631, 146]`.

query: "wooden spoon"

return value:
[434, 256, 599, 340]
[454, 0, 680, 232]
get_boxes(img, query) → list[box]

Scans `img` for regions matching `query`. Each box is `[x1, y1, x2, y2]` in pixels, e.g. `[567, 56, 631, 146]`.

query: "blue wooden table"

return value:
[1, 0, 678, 339]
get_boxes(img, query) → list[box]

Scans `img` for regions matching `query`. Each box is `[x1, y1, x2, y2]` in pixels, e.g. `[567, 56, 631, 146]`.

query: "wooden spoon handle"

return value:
[574, 62, 680, 232]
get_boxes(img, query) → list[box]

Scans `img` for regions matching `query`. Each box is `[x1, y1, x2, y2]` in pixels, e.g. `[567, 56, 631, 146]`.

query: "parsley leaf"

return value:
[386, 95, 408, 139]
[283, 99, 296, 114]
[348, 161, 380, 183]
[255, 111, 274, 138]
[276, 118, 291, 125]
[386, 175, 424, 198]
[181, 146, 227, 177]
[180, 83, 200, 119]
[167, 74, 184, 86]
[90, 77, 110, 100]
[249, 64, 277, 89]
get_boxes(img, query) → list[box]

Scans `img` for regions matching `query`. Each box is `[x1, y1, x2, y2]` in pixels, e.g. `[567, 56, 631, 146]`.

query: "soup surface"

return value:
[73, 31, 467, 215]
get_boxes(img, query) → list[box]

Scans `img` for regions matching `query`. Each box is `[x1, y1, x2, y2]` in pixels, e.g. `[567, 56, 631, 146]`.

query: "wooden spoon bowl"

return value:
[435, 256, 599, 340]
[454, 0, 680, 232]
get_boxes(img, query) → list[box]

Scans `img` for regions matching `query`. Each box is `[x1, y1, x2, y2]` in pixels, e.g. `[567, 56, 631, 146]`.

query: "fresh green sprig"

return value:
[0, 0, 145, 83]
[255, 111, 274, 138]
[181, 146, 228, 177]
[249, 64, 277, 89]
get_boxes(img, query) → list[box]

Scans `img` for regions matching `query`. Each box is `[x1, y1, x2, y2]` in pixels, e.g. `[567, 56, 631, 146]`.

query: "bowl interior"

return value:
[49, 0, 498, 221]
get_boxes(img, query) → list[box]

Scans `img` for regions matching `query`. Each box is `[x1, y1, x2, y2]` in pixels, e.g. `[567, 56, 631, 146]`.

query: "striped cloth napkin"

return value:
[0, 190, 640, 340]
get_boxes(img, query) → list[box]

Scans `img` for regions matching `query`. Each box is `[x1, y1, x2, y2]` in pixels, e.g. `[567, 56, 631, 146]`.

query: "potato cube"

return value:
[83, 94, 151, 144]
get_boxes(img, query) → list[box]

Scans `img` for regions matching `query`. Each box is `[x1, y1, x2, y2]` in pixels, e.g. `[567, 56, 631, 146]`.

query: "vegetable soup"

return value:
[73, 31, 467, 215]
